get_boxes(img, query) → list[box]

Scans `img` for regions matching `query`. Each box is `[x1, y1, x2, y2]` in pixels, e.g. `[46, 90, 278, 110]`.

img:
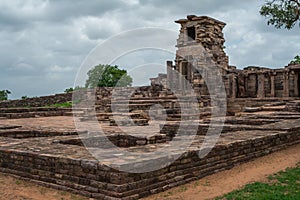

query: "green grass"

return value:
[216, 163, 300, 200]
[46, 102, 72, 108]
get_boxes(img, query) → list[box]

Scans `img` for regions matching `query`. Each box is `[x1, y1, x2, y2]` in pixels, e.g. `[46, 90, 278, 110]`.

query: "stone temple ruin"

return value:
[154, 15, 300, 99]
[0, 15, 300, 200]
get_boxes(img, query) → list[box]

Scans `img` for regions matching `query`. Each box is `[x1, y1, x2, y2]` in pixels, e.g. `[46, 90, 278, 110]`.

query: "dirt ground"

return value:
[143, 143, 300, 200]
[0, 174, 89, 200]
[0, 143, 298, 200]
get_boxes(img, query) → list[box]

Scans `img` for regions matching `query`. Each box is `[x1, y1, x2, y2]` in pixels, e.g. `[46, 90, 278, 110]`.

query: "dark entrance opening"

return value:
[187, 26, 196, 41]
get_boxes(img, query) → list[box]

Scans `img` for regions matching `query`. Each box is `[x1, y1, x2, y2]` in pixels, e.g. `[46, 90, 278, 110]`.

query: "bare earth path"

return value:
[143, 143, 300, 200]
[0, 143, 298, 200]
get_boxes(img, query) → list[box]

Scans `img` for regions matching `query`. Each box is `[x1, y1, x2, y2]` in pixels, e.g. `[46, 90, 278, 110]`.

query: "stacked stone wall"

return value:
[0, 129, 299, 199]
[0, 93, 72, 108]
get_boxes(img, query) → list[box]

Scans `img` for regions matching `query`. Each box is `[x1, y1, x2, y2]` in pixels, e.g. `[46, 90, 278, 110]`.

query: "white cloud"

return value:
[75, 16, 122, 40]
[48, 65, 73, 73]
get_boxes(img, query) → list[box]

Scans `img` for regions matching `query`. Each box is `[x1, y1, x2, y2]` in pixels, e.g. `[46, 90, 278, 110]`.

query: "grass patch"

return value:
[15, 180, 21, 185]
[216, 163, 300, 200]
[46, 102, 72, 108]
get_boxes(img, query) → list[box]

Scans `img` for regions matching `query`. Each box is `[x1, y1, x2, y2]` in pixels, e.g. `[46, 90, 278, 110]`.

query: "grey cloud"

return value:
[0, 0, 299, 99]
[43, 0, 126, 22]
[0, 0, 127, 32]
[139, 0, 251, 16]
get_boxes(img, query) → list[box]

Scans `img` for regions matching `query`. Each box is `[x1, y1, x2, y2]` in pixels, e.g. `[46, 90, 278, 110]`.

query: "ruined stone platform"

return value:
[0, 109, 299, 199]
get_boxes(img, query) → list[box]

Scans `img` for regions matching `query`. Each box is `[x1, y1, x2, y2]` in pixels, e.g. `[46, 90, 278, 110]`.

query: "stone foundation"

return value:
[0, 130, 299, 199]
[0, 110, 300, 199]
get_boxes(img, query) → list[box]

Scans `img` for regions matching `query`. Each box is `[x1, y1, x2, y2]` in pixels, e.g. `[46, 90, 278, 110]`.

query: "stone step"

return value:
[0, 107, 71, 113]
[57, 133, 167, 148]
[285, 101, 300, 112]
[263, 102, 286, 107]
[111, 99, 177, 104]
[80, 112, 147, 121]
[243, 105, 286, 113]
[64, 111, 85, 116]
[0, 111, 67, 119]
[166, 112, 210, 121]
[112, 96, 177, 101]
[0, 125, 22, 129]
[110, 118, 149, 126]
[261, 105, 286, 111]
[243, 107, 262, 113]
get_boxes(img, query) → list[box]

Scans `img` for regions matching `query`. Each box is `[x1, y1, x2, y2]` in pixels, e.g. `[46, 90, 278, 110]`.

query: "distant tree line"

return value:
[0, 90, 11, 101]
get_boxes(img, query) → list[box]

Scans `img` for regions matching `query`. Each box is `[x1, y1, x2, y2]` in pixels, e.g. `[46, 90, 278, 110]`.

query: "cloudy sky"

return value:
[0, 0, 299, 99]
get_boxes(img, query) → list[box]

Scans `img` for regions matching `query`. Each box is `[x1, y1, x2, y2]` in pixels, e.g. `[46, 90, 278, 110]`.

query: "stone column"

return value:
[183, 28, 187, 45]
[182, 60, 188, 91]
[257, 73, 265, 98]
[270, 75, 275, 97]
[244, 75, 248, 97]
[167, 61, 173, 89]
[231, 75, 237, 98]
[178, 61, 183, 91]
[283, 72, 290, 97]
[294, 72, 299, 97]
[187, 62, 192, 81]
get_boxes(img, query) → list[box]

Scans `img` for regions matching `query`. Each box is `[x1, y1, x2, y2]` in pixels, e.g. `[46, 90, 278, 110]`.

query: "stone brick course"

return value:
[0, 112, 300, 199]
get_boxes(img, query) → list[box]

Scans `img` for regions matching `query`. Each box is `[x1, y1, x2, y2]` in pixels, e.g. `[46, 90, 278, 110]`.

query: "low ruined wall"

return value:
[0, 129, 299, 199]
[0, 86, 157, 109]
[0, 93, 72, 108]
[92, 86, 165, 112]
[226, 98, 298, 113]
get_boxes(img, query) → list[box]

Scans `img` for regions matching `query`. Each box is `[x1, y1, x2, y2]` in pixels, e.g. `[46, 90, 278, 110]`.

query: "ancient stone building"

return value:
[164, 15, 300, 98]
[235, 65, 300, 98]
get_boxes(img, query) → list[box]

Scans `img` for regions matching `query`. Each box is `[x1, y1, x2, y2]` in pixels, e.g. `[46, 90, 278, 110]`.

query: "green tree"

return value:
[85, 64, 133, 88]
[64, 86, 86, 93]
[260, 0, 300, 29]
[64, 88, 74, 93]
[290, 55, 300, 64]
[0, 90, 11, 101]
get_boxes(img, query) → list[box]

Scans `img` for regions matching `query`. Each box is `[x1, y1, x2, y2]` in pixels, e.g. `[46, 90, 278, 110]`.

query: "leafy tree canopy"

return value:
[260, 0, 300, 29]
[64, 88, 74, 93]
[0, 90, 11, 101]
[290, 55, 300, 64]
[85, 64, 133, 88]
[64, 86, 85, 93]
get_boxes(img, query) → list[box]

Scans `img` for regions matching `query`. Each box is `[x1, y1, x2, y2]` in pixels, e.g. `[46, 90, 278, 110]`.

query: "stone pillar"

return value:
[187, 62, 192, 81]
[257, 73, 265, 98]
[294, 72, 299, 97]
[231, 75, 237, 98]
[183, 28, 188, 45]
[182, 60, 188, 91]
[178, 61, 183, 91]
[270, 75, 275, 97]
[244, 75, 248, 97]
[283, 72, 290, 97]
[167, 61, 173, 89]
